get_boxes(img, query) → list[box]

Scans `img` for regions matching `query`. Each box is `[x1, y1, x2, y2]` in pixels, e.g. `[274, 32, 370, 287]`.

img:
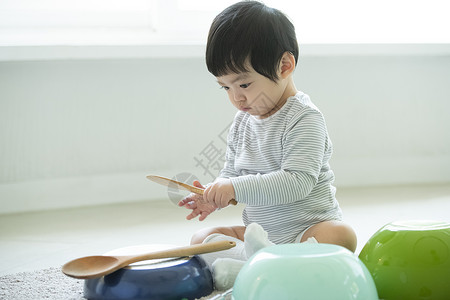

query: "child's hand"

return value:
[178, 181, 217, 221]
[204, 178, 236, 209]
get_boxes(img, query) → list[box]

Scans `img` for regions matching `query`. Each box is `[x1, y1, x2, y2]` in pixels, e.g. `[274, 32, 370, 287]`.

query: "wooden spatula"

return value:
[62, 240, 236, 279]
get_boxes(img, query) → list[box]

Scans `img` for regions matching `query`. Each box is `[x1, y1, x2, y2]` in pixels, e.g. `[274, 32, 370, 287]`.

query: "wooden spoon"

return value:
[146, 175, 238, 205]
[62, 240, 236, 279]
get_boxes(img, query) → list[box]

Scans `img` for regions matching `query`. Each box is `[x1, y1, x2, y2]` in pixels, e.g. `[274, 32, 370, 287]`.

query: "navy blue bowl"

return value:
[84, 255, 213, 300]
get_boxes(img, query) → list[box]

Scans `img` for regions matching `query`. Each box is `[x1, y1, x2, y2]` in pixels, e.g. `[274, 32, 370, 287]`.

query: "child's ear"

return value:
[279, 51, 296, 79]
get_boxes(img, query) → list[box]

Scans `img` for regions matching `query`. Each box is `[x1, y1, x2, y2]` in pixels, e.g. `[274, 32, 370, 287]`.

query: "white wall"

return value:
[297, 55, 450, 186]
[1, 51, 449, 214]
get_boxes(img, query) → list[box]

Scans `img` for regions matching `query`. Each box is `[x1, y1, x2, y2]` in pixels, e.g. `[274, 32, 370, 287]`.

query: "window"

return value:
[0, 0, 448, 61]
[277, 0, 450, 43]
[0, 0, 158, 45]
[0, 0, 448, 46]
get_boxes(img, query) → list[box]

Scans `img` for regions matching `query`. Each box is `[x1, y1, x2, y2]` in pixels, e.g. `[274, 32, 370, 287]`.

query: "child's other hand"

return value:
[204, 178, 235, 209]
[178, 180, 217, 221]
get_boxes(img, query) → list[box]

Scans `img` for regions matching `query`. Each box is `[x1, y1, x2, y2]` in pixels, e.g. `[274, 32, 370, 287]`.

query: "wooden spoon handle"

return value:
[186, 185, 238, 206]
[147, 175, 238, 206]
[168, 179, 238, 206]
[124, 240, 236, 265]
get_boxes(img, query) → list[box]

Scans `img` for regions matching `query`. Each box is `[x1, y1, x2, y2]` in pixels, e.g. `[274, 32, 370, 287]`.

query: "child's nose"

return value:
[233, 91, 246, 102]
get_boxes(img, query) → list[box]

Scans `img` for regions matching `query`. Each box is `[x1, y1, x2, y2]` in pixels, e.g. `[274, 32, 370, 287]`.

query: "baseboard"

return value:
[0, 171, 178, 215]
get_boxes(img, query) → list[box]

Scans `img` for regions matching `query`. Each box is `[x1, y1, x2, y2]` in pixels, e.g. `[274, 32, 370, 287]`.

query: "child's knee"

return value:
[191, 226, 245, 245]
[303, 221, 357, 252]
[190, 227, 219, 244]
[333, 223, 357, 252]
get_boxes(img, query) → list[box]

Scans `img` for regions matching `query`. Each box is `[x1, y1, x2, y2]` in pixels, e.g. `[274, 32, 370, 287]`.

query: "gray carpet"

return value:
[0, 267, 224, 300]
[0, 268, 85, 300]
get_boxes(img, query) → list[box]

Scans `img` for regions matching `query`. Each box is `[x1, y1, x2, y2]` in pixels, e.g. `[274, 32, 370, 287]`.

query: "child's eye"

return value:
[240, 83, 252, 89]
[220, 86, 230, 91]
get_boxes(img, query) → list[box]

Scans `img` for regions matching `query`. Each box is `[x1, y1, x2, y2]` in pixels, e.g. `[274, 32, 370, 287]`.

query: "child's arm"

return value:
[230, 109, 330, 206]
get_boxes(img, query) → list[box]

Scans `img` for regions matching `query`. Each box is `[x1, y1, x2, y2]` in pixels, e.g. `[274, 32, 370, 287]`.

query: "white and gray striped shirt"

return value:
[220, 91, 342, 244]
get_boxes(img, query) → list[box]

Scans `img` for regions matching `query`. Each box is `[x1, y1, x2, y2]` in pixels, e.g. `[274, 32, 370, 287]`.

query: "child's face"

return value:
[216, 65, 290, 119]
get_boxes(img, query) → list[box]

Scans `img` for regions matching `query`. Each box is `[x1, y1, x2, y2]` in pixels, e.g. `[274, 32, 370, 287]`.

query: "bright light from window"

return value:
[0, 0, 157, 28]
[179, 0, 450, 43]
[177, 0, 236, 12]
[0, 0, 158, 45]
[267, 0, 450, 43]
[0, 0, 449, 46]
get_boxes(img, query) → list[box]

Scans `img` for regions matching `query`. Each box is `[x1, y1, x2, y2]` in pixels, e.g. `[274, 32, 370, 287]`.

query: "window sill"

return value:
[0, 43, 449, 62]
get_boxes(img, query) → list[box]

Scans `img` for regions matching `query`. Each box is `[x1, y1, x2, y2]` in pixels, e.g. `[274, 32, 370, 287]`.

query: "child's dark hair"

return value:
[206, 1, 299, 82]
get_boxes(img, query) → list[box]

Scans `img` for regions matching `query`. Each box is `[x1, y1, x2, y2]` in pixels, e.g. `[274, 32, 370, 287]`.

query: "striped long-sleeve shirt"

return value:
[219, 91, 342, 244]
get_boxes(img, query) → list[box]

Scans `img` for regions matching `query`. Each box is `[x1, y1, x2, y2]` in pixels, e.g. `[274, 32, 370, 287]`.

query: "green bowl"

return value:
[359, 220, 450, 300]
[233, 243, 378, 300]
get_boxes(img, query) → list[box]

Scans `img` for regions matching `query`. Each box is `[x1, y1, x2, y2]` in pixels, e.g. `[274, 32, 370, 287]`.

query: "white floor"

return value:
[1, 183, 450, 276]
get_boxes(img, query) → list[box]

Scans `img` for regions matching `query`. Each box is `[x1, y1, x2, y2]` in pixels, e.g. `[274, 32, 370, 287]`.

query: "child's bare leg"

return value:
[190, 225, 246, 244]
[301, 220, 357, 252]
